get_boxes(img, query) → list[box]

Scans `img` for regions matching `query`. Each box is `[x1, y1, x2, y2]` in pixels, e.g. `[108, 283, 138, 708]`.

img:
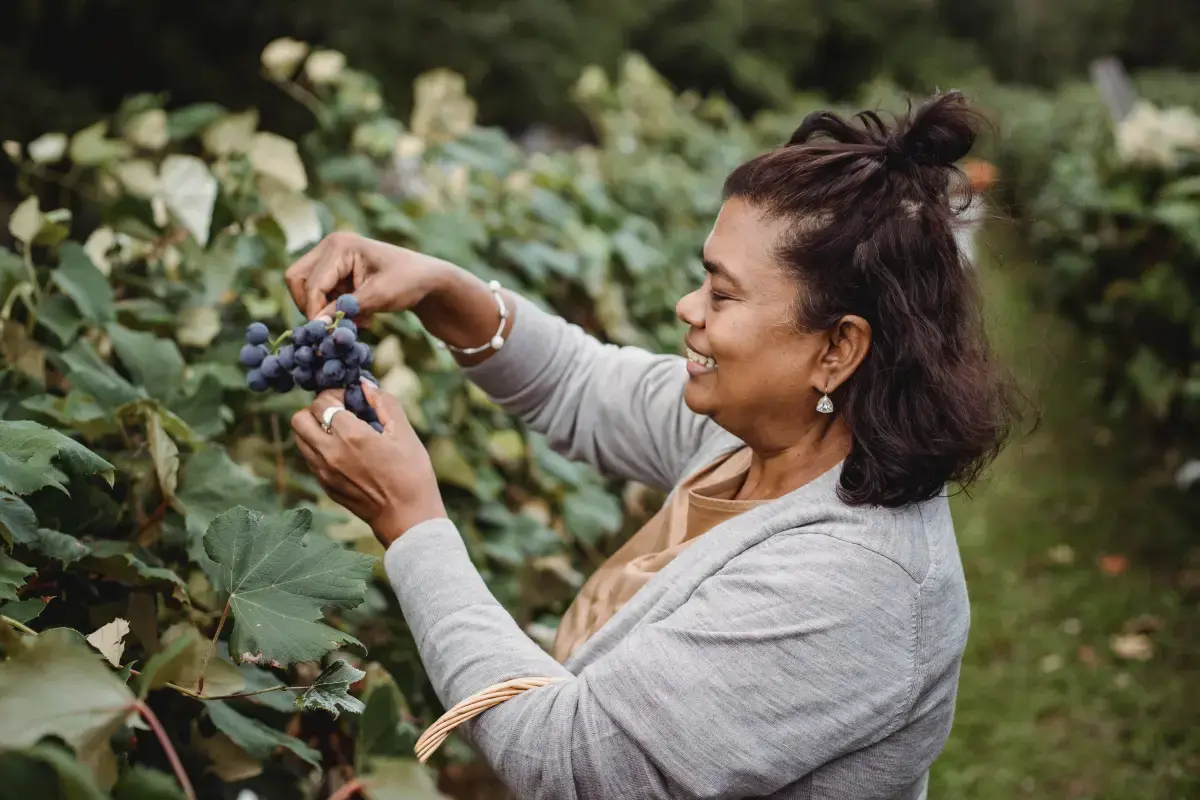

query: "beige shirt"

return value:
[552, 446, 764, 662]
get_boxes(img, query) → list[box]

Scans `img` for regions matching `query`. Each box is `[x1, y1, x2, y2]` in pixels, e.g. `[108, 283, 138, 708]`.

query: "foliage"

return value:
[0, 42, 777, 797]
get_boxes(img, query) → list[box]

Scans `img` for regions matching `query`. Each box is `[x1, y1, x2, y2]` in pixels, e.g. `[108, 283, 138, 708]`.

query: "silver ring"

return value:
[321, 405, 346, 434]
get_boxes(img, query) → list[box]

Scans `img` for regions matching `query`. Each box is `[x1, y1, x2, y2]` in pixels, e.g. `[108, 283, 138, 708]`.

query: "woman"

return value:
[286, 91, 1021, 799]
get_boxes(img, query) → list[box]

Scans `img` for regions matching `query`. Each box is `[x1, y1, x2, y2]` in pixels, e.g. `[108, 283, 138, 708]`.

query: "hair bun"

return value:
[894, 91, 979, 168]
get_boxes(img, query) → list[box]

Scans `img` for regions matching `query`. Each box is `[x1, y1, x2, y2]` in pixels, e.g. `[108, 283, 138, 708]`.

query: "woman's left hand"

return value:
[291, 381, 447, 546]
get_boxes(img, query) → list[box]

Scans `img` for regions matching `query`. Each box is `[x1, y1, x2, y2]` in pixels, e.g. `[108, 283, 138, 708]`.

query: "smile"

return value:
[686, 346, 717, 373]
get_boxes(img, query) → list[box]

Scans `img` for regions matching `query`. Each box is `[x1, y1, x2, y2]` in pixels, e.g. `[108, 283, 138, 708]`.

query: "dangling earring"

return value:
[816, 384, 834, 414]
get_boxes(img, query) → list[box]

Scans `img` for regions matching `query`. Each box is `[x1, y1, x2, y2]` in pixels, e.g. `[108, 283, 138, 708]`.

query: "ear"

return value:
[819, 314, 871, 390]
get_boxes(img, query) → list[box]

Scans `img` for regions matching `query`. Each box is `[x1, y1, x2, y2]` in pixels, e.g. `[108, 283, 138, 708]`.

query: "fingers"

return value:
[361, 379, 408, 435]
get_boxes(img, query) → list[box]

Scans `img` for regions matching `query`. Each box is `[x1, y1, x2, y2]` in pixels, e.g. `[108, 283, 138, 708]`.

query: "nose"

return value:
[676, 285, 705, 329]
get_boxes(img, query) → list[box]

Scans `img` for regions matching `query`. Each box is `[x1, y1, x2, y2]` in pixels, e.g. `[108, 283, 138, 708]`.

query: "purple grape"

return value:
[321, 359, 346, 385]
[294, 345, 314, 366]
[246, 369, 268, 392]
[354, 342, 372, 368]
[292, 325, 309, 346]
[345, 383, 366, 413]
[239, 343, 268, 368]
[277, 344, 296, 370]
[317, 337, 338, 360]
[246, 322, 269, 345]
[336, 295, 359, 316]
[331, 327, 356, 351]
[361, 370, 377, 385]
[345, 366, 360, 385]
[305, 319, 328, 342]
[369, 421, 384, 433]
[273, 371, 295, 392]
[336, 318, 357, 333]
[360, 406, 379, 424]
[293, 365, 314, 384]
[260, 355, 282, 379]
[343, 346, 361, 367]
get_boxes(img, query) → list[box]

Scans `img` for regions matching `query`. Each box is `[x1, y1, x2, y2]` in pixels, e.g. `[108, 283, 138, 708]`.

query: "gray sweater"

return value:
[384, 295, 969, 799]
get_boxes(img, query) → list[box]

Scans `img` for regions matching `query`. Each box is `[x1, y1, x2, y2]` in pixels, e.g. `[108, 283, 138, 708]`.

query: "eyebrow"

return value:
[702, 257, 743, 291]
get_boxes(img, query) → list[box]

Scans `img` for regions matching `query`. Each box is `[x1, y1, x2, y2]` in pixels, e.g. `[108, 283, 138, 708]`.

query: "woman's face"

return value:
[675, 197, 832, 446]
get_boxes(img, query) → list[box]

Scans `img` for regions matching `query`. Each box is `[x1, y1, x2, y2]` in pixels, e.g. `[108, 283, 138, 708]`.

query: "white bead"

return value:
[488, 280, 501, 291]
[491, 335, 505, 350]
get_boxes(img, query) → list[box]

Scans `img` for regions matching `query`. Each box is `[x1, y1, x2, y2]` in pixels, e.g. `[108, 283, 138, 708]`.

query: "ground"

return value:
[932, 226, 1199, 798]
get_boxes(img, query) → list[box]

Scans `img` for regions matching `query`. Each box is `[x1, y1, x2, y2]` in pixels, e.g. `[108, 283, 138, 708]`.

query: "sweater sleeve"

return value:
[460, 294, 724, 492]
[386, 518, 923, 799]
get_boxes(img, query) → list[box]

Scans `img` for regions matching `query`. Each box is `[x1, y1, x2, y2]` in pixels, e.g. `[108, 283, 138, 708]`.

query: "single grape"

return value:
[273, 371, 295, 393]
[246, 369, 269, 392]
[293, 365, 314, 385]
[336, 318, 357, 333]
[305, 319, 328, 342]
[239, 343, 268, 368]
[331, 327, 356, 351]
[317, 337, 338, 360]
[260, 355, 282, 379]
[360, 406, 379, 424]
[321, 359, 346, 385]
[277, 344, 296, 370]
[336, 295, 360, 317]
[294, 345, 314, 366]
[345, 383, 366, 413]
[246, 322, 270, 345]
[297, 374, 318, 392]
[292, 325, 310, 347]
[369, 421, 384, 433]
[353, 342, 372, 368]
[345, 366, 361, 385]
[343, 346, 361, 367]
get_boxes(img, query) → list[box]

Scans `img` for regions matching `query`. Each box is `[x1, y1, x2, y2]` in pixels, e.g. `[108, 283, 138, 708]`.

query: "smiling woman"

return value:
[285, 91, 1025, 799]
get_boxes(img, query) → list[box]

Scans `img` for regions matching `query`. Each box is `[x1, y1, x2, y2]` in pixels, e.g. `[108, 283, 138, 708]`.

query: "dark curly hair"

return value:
[723, 91, 1026, 508]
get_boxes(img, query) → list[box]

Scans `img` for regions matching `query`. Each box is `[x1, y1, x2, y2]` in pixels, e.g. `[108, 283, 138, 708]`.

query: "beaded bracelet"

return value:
[435, 279, 508, 355]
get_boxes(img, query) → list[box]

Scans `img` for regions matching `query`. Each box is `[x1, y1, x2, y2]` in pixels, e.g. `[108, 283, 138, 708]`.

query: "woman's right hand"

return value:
[284, 232, 453, 321]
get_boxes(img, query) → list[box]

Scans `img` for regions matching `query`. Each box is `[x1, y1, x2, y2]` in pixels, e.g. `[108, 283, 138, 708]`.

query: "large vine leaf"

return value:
[203, 507, 375, 666]
[204, 700, 320, 767]
[0, 628, 136, 788]
[52, 244, 115, 325]
[296, 660, 365, 718]
[0, 550, 34, 602]
[106, 324, 186, 404]
[0, 420, 115, 496]
[58, 340, 145, 411]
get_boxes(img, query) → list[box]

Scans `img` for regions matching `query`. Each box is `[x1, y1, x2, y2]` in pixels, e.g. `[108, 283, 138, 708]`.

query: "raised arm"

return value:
[385, 519, 928, 799]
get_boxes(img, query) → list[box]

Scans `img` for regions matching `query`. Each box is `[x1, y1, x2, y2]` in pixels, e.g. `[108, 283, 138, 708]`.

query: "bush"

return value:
[0, 44, 780, 797]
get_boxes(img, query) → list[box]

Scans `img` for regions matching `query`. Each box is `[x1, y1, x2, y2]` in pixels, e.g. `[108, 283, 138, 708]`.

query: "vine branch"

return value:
[134, 699, 198, 800]
[196, 600, 230, 696]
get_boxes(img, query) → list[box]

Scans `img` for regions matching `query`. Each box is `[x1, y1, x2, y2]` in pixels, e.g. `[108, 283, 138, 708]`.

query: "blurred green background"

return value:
[1, 1, 1198, 798]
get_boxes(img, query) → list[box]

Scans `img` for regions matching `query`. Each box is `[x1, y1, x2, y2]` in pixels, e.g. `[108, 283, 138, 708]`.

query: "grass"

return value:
[933, 227, 1200, 798]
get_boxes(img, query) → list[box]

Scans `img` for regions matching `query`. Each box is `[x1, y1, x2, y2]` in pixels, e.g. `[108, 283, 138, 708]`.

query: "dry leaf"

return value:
[1109, 632, 1153, 661]
[86, 618, 131, 667]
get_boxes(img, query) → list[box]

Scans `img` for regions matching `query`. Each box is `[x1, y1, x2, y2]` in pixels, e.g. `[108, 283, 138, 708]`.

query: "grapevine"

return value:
[240, 294, 382, 431]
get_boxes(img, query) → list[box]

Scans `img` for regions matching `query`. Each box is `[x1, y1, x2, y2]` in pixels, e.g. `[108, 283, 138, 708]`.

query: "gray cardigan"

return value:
[384, 295, 968, 799]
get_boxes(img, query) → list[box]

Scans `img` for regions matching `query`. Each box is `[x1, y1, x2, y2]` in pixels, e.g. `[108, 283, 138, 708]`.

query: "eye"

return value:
[709, 288, 732, 306]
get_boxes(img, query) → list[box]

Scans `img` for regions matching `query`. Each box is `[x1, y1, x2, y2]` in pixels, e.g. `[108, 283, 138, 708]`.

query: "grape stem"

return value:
[269, 328, 294, 353]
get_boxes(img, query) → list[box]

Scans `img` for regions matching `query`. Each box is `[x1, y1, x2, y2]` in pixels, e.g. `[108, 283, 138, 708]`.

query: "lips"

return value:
[685, 345, 717, 371]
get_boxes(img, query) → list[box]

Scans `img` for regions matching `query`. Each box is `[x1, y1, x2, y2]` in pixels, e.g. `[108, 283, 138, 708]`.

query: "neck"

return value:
[735, 417, 852, 502]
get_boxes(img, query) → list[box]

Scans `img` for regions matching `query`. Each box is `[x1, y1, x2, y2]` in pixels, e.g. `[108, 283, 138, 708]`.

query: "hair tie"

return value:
[882, 138, 909, 169]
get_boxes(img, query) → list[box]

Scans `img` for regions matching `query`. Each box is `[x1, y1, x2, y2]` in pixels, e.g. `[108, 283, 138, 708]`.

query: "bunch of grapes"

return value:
[239, 295, 383, 432]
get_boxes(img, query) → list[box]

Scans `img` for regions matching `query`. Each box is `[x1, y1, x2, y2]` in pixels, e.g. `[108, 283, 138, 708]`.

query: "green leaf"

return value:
[83, 550, 185, 591]
[0, 597, 49, 623]
[0, 628, 136, 788]
[296, 660, 366, 718]
[205, 699, 320, 767]
[0, 491, 39, 547]
[169, 373, 226, 439]
[0, 550, 34, 602]
[132, 632, 193, 698]
[202, 507, 375, 666]
[361, 758, 448, 800]
[167, 103, 226, 140]
[357, 681, 419, 770]
[146, 412, 178, 504]
[69, 121, 133, 165]
[26, 528, 92, 565]
[562, 482, 625, 544]
[135, 623, 244, 699]
[106, 324, 185, 404]
[36, 294, 84, 345]
[112, 765, 186, 800]
[59, 340, 145, 410]
[20, 392, 110, 437]
[53, 244, 115, 325]
[3, 741, 109, 800]
[0, 420, 115, 495]
[177, 447, 273, 540]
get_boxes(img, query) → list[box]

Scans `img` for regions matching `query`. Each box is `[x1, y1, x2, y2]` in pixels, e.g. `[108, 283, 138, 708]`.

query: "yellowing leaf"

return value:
[0, 321, 45, 383]
[250, 133, 308, 193]
[83, 227, 117, 277]
[202, 507, 376, 666]
[0, 629, 136, 788]
[429, 437, 476, 491]
[176, 305, 221, 348]
[124, 109, 169, 150]
[159, 155, 218, 246]
[202, 109, 258, 156]
[361, 758, 448, 800]
[85, 618, 130, 666]
[487, 429, 526, 465]
[147, 411, 179, 504]
[193, 730, 264, 782]
[114, 159, 160, 198]
[305, 50, 346, 84]
[28, 133, 68, 164]
[261, 37, 309, 81]
[8, 196, 41, 244]
[138, 622, 245, 696]
[69, 121, 133, 166]
[1110, 632, 1154, 661]
[380, 365, 425, 430]
[260, 182, 321, 253]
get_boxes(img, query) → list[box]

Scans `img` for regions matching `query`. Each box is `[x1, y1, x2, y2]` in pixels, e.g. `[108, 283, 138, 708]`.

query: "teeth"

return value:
[686, 346, 717, 369]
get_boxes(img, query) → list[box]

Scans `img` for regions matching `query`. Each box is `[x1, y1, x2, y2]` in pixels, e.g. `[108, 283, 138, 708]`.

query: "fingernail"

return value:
[360, 377, 379, 389]
[316, 315, 332, 324]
